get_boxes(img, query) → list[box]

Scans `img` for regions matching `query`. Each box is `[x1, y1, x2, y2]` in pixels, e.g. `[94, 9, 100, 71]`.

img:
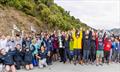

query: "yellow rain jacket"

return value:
[72, 31, 82, 49]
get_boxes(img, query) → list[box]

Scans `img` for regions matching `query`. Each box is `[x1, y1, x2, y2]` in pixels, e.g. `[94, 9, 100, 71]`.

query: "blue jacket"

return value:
[112, 42, 116, 49]
[44, 38, 53, 52]
[0, 51, 15, 65]
[115, 42, 119, 51]
[38, 50, 47, 60]
[118, 42, 120, 52]
[64, 39, 70, 49]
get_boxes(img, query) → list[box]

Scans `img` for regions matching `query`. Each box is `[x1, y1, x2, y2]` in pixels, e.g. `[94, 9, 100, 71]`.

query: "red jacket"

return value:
[104, 38, 111, 51]
[95, 32, 98, 50]
[95, 37, 98, 50]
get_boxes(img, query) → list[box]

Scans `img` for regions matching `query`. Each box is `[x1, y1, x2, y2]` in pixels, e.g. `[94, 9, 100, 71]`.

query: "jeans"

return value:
[112, 49, 119, 62]
[109, 49, 112, 60]
[83, 50, 90, 62]
[90, 48, 96, 62]
[118, 51, 120, 62]
[39, 58, 47, 68]
[74, 49, 82, 61]
[64, 48, 71, 61]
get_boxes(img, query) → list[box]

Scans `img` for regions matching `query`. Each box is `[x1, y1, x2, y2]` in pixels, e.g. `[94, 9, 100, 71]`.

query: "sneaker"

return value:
[60, 61, 63, 62]
[99, 63, 103, 66]
[74, 61, 77, 65]
[96, 63, 99, 66]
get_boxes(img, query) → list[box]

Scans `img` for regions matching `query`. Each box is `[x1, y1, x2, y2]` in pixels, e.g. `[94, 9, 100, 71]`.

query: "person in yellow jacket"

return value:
[72, 28, 83, 65]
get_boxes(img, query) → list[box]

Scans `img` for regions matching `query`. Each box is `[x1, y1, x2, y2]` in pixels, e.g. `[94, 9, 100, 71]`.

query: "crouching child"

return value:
[24, 48, 34, 70]
[0, 48, 16, 72]
[36, 45, 48, 68]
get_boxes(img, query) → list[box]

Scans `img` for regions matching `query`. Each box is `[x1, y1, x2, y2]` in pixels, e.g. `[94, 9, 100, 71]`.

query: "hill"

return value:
[0, 0, 89, 34]
[110, 28, 120, 36]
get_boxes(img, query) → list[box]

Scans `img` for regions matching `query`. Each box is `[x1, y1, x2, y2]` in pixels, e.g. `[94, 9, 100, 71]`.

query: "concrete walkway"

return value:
[17, 62, 120, 72]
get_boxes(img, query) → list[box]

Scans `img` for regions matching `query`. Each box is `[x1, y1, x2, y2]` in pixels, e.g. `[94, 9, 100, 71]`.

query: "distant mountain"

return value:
[110, 28, 120, 36]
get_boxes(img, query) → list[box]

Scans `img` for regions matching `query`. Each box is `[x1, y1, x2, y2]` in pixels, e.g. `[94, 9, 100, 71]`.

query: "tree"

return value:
[50, 4, 60, 14]
[41, 7, 51, 21]
[0, 0, 90, 31]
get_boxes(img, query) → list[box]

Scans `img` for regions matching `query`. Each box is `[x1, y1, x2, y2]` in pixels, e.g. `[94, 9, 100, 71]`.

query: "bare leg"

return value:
[11, 65, 16, 72]
[96, 55, 99, 66]
[5, 65, 10, 72]
[29, 64, 33, 70]
[25, 65, 29, 70]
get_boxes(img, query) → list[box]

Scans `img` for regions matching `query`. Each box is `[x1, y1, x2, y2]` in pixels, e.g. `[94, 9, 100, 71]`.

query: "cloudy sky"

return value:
[54, 0, 120, 30]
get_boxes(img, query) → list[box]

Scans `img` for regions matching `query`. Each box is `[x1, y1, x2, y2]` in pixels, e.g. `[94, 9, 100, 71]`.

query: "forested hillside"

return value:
[0, 0, 89, 34]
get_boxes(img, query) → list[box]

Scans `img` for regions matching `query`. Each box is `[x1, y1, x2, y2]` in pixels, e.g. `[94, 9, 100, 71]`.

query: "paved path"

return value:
[18, 62, 120, 72]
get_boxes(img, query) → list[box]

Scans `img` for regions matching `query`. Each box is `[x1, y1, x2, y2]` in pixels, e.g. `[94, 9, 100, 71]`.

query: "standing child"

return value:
[111, 37, 116, 62]
[44, 34, 53, 65]
[64, 32, 71, 63]
[69, 32, 74, 63]
[89, 31, 96, 64]
[118, 36, 120, 63]
[96, 32, 104, 66]
[104, 36, 112, 64]
[72, 28, 83, 65]
[112, 38, 119, 63]
[58, 30, 66, 63]
[83, 30, 90, 65]
[52, 32, 59, 61]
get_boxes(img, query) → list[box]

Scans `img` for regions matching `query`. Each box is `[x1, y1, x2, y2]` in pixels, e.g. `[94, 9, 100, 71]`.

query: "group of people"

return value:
[0, 28, 120, 72]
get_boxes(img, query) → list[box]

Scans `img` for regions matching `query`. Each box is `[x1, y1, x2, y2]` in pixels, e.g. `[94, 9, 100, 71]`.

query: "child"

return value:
[109, 37, 115, 63]
[0, 48, 16, 72]
[83, 30, 90, 65]
[58, 31, 66, 63]
[30, 39, 39, 66]
[89, 31, 96, 64]
[69, 36, 74, 63]
[104, 36, 112, 64]
[113, 38, 119, 63]
[96, 32, 104, 66]
[64, 32, 71, 63]
[36, 45, 48, 68]
[24, 48, 34, 70]
[118, 36, 120, 63]
[52, 32, 59, 61]
[72, 28, 83, 65]
[13, 44, 24, 70]
[44, 34, 53, 65]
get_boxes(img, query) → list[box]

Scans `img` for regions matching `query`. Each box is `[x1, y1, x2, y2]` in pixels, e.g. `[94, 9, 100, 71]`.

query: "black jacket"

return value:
[83, 38, 90, 50]
[13, 49, 24, 62]
[24, 51, 33, 62]
[24, 46, 35, 62]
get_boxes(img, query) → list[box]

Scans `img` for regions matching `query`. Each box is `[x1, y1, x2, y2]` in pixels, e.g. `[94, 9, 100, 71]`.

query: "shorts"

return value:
[96, 50, 104, 58]
[5, 64, 14, 66]
[25, 61, 32, 65]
